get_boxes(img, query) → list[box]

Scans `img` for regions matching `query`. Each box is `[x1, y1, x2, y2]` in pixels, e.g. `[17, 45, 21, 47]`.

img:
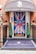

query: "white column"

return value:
[26, 12, 30, 24]
[25, 12, 30, 37]
[10, 12, 14, 38]
[1, 19, 3, 47]
[7, 26, 9, 39]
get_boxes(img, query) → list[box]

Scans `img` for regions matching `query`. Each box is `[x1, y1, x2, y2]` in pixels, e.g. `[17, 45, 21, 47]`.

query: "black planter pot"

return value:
[27, 35, 30, 38]
[9, 35, 12, 38]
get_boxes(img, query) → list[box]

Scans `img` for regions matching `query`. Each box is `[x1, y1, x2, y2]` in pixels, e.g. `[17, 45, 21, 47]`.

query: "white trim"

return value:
[7, 0, 33, 3]
[5, 0, 36, 12]
[7, 26, 9, 38]
[31, 40, 36, 47]
[12, 37, 27, 39]
[11, 12, 14, 38]
[7, 44, 33, 45]
[9, 11, 31, 39]
[2, 40, 8, 48]
[12, 22, 14, 38]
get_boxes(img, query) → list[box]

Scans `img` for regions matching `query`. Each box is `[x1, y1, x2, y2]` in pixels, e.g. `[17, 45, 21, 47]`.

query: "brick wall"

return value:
[30, 12, 36, 22]
[3, 12, 10, 25]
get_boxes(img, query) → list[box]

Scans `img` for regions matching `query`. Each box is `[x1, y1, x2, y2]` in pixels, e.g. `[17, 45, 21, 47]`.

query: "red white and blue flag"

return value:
[14, 12, 25, 34]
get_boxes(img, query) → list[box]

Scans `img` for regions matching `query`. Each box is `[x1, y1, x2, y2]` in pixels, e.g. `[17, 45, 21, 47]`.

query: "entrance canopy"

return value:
[4, 0, 36, 12]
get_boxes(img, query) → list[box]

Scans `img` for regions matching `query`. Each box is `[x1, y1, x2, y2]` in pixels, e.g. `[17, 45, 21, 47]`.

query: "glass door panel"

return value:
[14, 12, 26, 37]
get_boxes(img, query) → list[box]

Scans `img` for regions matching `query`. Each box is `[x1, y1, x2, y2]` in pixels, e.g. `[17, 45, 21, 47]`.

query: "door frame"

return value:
[11, 12, 27, 39]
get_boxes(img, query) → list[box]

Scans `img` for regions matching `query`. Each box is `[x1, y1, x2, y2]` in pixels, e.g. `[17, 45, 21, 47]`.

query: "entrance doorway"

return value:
[14, 12, 26, 37]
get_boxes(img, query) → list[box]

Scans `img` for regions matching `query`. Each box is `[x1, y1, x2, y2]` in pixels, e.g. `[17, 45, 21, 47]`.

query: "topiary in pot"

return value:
[9, 23, 12, 38]
[26, 23, 30, 38]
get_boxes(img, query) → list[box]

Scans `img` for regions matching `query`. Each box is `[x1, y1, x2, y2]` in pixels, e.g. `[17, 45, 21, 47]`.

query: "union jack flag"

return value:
[14, 12, 25, 34]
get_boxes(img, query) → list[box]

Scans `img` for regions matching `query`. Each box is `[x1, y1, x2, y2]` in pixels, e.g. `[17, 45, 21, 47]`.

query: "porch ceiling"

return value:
[4, 0, 36, 12]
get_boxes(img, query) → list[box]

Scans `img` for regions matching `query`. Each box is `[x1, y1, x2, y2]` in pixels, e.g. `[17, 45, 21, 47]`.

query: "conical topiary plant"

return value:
[9, 23, 12, 38]
[26, 23, 30, 38]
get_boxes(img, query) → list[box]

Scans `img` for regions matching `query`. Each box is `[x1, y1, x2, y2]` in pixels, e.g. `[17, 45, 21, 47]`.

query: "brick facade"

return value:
[0, 0, 36, 48]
